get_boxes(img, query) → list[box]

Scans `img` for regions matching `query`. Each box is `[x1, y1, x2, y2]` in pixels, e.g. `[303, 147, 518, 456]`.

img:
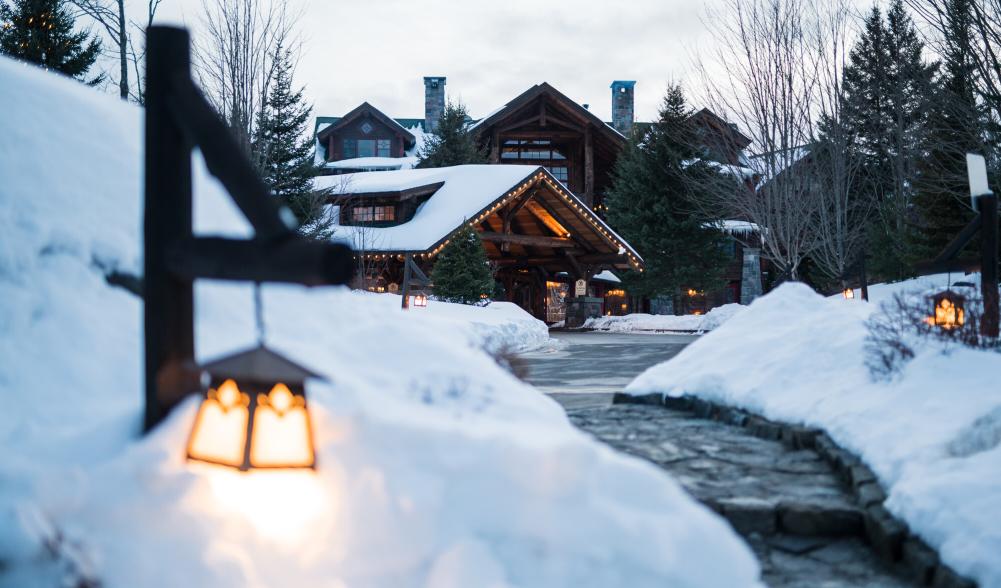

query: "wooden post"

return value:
[583, 125, 594, 208]
[401, 253, 412, 309]
[859, 254, 869, 302]
[489, 129, 501, 163]
[980, 194, 999, 338]
[143, 27, 195, 432]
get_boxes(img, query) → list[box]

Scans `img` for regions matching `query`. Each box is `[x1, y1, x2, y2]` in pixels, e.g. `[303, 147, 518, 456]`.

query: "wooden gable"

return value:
[317, 102, 417, 162]
[470, 84, 626, 210]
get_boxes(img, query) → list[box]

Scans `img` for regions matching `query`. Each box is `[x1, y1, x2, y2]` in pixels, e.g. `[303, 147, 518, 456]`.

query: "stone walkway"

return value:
[554, 393, 915, 588]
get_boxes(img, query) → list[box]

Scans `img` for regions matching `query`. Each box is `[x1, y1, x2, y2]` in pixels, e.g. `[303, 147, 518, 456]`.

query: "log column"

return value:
[584, 125, 594, 208]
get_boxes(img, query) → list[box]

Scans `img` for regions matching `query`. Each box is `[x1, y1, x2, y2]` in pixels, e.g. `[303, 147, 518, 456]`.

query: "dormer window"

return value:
[352, 205, 396, 223]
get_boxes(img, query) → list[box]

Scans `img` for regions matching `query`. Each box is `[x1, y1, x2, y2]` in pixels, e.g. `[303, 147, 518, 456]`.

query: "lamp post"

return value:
[143, 26, 354, 459]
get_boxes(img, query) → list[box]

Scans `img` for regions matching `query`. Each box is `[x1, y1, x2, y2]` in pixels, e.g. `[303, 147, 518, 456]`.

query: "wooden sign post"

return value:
[143, 26, 354, 432]
[916, 154, 998, 338]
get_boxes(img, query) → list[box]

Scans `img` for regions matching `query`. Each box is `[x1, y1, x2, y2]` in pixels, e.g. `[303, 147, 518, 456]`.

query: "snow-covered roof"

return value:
[719, 220, 761, 235]
[324, 156, 418, 171]
[319, 165, 542, 252]
[592, 270, 621, 283]
[318, 165, 643, 268]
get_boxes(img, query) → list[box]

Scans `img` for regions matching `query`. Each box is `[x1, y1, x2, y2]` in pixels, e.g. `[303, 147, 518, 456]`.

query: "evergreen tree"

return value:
[431, 224, 494, 304]
[416, 100, 487, 168]
[840, 1, 937, 278]
[250, 46, 326, 234]
[911, 0, 986, 260]
[0, 0, 101, 82]
[604, 84, 730, 309]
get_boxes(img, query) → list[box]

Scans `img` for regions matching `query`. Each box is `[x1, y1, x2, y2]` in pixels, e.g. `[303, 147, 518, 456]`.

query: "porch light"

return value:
[187, 346, 318, 471]
[842, 288, 855, 299]
[928, 290, 966, 330]
[411, 294, 429, 308]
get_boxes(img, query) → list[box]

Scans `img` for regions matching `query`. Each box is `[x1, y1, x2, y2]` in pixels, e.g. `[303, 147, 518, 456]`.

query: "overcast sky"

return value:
[153, 0, 720, 124]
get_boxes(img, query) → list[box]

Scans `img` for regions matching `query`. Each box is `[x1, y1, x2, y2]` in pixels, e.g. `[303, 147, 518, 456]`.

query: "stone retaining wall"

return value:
[612, 392, 978, 588]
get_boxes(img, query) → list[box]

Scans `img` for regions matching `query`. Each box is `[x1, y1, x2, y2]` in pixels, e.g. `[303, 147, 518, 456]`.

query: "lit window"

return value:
[377, 139, 391, 157]
[351, 206, 395, 223]
[352, 207, 374, 222]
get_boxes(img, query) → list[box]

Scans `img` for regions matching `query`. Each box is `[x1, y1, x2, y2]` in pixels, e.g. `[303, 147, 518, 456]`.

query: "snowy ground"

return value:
[0, 58, 761, 587]
[627, 280, 1001, 587]
[583, 303, 744, 333]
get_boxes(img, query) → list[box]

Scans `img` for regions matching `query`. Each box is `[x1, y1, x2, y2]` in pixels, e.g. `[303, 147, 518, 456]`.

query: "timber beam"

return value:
[480, 232, 577, 248]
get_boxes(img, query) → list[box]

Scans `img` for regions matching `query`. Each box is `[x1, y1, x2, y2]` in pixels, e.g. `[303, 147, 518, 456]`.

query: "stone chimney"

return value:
[610, 80, 636, 134]
[424, 76, 446, 133]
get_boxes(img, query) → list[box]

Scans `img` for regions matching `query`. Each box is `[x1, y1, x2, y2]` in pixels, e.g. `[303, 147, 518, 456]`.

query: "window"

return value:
[351, 205, 395, 223]
[343, 139, 356, 159]
[357, 139, 376, 158]
[547, 166, 569, 182]
[377, 139, 391, 157]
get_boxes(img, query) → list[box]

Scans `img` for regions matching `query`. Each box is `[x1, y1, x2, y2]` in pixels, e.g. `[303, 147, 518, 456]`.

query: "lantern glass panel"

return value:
[249, 383, 315, 468]
[187, 379, 250, 468]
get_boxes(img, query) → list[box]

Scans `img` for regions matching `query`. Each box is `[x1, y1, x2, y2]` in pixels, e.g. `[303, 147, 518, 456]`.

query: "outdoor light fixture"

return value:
[843, 288, 855, 299]
[411, 294, 429, 308]
[187, 346, 319, 471]
[928, 290, 966, 330]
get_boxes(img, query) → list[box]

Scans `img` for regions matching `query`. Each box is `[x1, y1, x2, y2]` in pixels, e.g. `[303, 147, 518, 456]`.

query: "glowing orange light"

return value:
[187, 347, 318, 471]
[843, 288, 855, 299]
[411, 294, 429, 308]
[929, 292, 965, 329]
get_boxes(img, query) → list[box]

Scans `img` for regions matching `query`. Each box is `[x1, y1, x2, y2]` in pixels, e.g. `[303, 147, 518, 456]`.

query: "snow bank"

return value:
[0, 58, 760, 587]
[627, 282, 1001, 587]
[584, 304, 745, 333]
[345, 292, 551, 354]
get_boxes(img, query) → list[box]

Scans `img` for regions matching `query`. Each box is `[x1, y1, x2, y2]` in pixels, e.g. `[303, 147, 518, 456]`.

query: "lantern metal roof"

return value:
[200, 345, 322, 384]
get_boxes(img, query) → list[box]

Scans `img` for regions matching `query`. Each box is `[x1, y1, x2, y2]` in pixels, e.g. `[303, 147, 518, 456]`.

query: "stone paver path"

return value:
[557, 394, 914, 588]
[520, 333, 916, 587]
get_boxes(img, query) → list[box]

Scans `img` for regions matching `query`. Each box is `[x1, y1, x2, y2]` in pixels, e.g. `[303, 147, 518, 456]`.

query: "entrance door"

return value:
[545, 281, 568, 323]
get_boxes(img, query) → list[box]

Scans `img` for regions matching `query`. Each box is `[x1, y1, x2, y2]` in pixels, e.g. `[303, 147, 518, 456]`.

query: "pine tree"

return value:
[604, 84, 730, 309]
[250, 46, 326, 235]
[0, 0, 101, 82]
[911, 0, 986, 260]
[416, 100, 487, 168]
[839, 0, 937, 279]
[431, 224, 494, 304]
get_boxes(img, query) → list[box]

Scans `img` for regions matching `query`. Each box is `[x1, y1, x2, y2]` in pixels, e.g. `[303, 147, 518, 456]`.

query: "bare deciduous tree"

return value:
[194, 0, 299, 154]
[696, 0, 822, 280]
[71, 0, 163, 101]
[907, 0, 1001, 127]
[809, 0, 872, 285]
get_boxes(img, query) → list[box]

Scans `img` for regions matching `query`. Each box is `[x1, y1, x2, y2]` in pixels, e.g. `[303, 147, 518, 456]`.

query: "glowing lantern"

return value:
[411, 294, 429, 308]
[929, 290, 966, 330]
[843, 288, 855, 299]
[187, 346, 319, 471]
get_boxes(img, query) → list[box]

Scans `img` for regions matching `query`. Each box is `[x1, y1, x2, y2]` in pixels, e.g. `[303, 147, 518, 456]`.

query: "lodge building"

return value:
[314, 77, 765, 324]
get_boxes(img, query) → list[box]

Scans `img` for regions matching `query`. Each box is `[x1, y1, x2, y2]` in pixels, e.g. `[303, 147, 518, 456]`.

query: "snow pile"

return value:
[627, 282, 1001, 587]
[584, 304, 745, 333]
[348, 292, 551, 354]
[0, 58, 761, 587]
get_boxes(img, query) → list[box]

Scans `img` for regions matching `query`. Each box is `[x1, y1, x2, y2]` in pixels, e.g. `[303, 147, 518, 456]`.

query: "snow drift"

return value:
[0, 57, 760, 587]
[583, 304, 744, 333]
[627, 282, 1001, 587]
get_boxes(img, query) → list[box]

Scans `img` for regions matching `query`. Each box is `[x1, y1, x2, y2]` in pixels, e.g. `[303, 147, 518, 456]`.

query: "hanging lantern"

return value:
[843, 288, 855, 299]
[929, 290, 966, 330]
[187, 345, 319, 471]
[410, 293, 429, 308]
